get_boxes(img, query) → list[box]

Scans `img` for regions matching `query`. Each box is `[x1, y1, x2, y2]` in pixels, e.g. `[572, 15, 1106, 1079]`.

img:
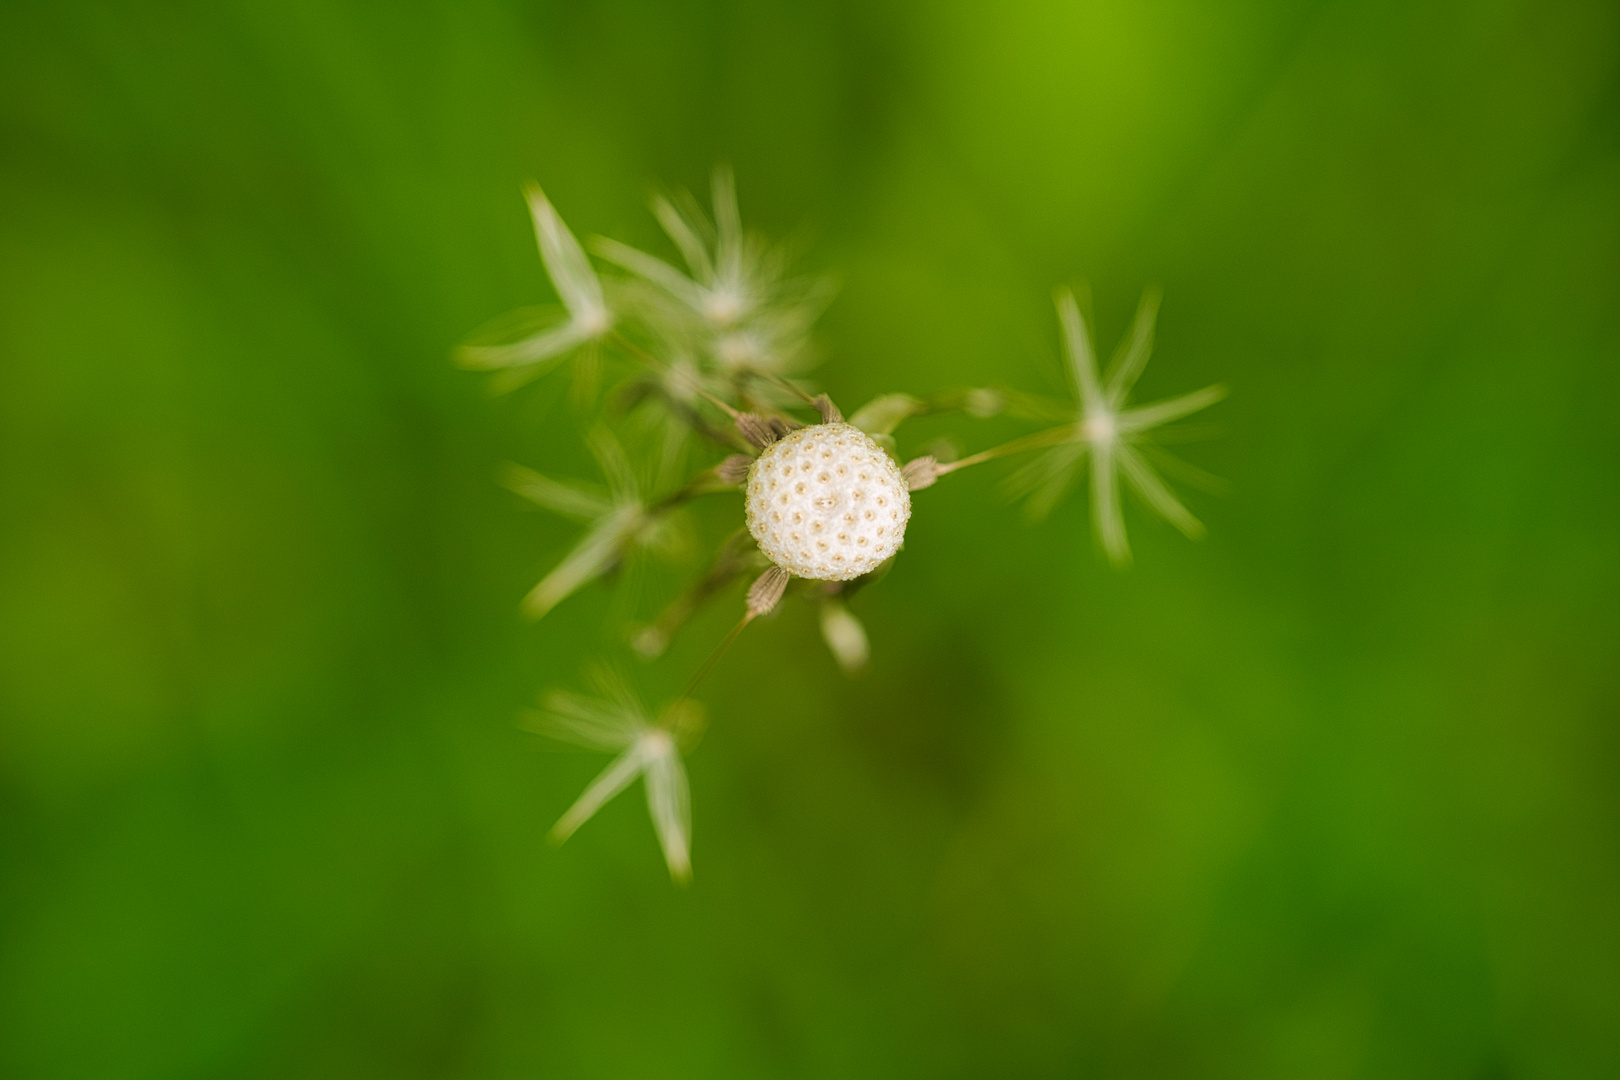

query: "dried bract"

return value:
[715, 454, 753, 486]
[902, 456, 941, 492]
[736, 413, 777, 450]
[746, 566, 791, 617]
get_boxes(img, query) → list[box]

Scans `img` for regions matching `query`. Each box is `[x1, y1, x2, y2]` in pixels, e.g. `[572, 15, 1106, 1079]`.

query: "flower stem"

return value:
[935, 423, 1080, 475]
[648, 466, 744, 514]
[609, 330, 665, 372]
[757, 370, 818, 408]
[636, 531, 752, 656]
[673, 613, 754, 705]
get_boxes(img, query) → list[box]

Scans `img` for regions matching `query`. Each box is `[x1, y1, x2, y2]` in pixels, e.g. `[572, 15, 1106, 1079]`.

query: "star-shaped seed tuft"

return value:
[1010, 287, 1226, 566]
[525, 668, 703, 883]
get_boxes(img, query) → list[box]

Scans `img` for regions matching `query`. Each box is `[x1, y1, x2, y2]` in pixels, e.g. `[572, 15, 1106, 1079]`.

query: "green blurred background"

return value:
[2, 1, 1618, 1076]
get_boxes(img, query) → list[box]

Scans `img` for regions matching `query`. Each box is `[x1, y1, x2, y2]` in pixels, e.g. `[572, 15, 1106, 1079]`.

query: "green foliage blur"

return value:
[3, 1, 1618, 1076]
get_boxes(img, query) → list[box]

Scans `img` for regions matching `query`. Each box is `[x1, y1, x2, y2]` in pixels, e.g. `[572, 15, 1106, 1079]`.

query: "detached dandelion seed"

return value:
[528, 669, 702, 883]
[457, 186, 613, 389]
[592, 166, 835, 383]
[1007, 287, 1226, 566]
[507, 428, 688, 619]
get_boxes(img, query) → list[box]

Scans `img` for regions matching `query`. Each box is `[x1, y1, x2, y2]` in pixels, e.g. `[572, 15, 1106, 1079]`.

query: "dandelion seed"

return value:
[590, 167, 834, 378]
[509, 428, 676, 618]
[457, 185, 613, 386]
[1008, 287, 1226, 566]
[522, 503, 647, 618]
[500, 462, 612, 521]
[630, 530, 757, 659]
[527, 668, 702, 882]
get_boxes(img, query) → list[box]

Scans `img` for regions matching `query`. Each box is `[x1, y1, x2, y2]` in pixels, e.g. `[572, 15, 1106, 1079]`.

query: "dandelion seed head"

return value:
[746, 424, 910, 580]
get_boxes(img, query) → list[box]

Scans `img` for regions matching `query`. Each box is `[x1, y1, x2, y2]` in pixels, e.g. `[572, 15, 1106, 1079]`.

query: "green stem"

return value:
[609, 330, 665, 372]
[667, 398, 749, 453]
[756, 370, 818, 408]
[935, 423, 1080, 475]
[642, 530, 751, 650]
[612, 331, 758, 452]
[648, 467, 742, 515]
[698, 388, 741, 419]
[673, 613, 754, 705]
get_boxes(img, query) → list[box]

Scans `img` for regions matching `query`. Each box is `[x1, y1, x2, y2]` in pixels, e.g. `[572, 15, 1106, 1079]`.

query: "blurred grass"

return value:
[1, 1, 1617, 1077]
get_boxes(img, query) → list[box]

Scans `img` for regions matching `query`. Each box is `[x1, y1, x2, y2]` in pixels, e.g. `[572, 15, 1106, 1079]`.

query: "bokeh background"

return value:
[3, 1, 1618, 1076]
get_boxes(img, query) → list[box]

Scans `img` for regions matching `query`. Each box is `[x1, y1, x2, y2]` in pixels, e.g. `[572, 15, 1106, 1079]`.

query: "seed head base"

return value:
[745, 423, 911, 580]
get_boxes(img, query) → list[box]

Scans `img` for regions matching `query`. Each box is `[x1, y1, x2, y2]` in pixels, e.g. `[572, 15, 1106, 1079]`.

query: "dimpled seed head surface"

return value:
[745, 423, 912, 581]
